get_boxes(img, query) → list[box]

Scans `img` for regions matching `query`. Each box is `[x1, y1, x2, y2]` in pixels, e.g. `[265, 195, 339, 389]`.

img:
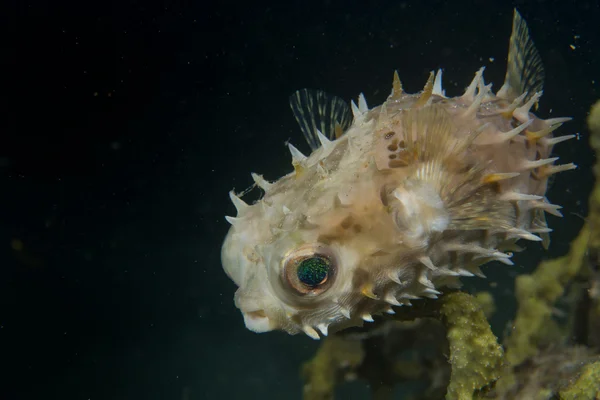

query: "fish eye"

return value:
[283, 245, 336, 295]
[297, 256, 330, 286]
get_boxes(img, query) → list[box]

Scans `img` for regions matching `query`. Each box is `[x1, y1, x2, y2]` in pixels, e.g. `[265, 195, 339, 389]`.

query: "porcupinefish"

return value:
[221, 10, 576, 339]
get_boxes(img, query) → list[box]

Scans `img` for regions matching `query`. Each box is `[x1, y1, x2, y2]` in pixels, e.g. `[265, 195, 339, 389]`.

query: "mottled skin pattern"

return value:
[221, 66, 575, 339]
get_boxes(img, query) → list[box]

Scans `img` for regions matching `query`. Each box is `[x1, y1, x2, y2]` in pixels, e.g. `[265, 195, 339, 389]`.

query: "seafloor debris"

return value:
[300, 102, 600, 399]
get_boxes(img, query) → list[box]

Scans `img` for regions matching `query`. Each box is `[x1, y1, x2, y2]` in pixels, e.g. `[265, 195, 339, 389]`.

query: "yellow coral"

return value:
[588, 100, 600, 138]
[558, 361, 600, 399]
[302, 336, 364, 400]
[474, 292, 496, 319]
[440, 292, 504, 400]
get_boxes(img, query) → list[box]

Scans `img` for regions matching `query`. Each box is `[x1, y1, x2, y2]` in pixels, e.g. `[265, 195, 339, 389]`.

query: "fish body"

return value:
[221, 10, 576, 339]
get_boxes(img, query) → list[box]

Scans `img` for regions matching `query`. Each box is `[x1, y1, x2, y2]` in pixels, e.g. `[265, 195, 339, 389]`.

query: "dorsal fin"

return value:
[497, 9, 545, 107]
[289, 89, 353, 151]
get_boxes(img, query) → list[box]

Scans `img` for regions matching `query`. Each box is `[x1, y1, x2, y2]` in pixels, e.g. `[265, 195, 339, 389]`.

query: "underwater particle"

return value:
[110, 141, 122, 150]
[10, 239, 24, 252]
[10, 239, 45, 268]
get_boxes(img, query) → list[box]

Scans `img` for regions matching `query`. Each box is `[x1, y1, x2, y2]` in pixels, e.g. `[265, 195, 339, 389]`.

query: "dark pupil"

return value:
[297, 256, 330, 287]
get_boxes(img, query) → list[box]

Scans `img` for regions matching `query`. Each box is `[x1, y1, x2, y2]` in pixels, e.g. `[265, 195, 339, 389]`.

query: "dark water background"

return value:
[4, 0, 599, 398]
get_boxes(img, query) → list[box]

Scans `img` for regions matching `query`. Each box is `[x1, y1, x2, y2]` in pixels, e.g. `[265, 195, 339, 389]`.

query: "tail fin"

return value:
[497, 9, 545, 107]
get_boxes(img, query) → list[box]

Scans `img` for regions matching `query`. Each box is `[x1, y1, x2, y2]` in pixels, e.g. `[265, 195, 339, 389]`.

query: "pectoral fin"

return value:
[289, 89, 353, 151]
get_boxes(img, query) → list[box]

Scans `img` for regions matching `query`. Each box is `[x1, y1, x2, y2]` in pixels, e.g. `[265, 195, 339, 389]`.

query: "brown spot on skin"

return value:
[316, 234, 336, 245]
[389, 159, 409, 168]
[370, 249, 390, 257]
[398, 140, 406, 149]
[463, 253, 474, 264]
[513, 199, 523, 219]
[487, 181, 501, 193]
[247, 310, 267, 319]
[482, 230, 490, 241]
[389, 154, 397, 159]
[380, 185, 389, 206]
[460, 163, 475, 174]
[290, 313, 303, 325]
[444, 157, 466, 173]
[387, 143, 398, 151]
[340, 215, 354, 230]
[334, 123, 343, 139]
[353, 224, 362, 233]
[351, 268, 371, 289]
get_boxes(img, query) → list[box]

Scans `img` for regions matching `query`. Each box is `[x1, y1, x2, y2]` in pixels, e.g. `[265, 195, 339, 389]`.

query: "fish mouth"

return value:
[241, 309, 277, 333]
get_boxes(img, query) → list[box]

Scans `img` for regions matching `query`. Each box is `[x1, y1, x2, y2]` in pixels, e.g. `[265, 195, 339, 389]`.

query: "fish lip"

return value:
[241, 309, 276, 333]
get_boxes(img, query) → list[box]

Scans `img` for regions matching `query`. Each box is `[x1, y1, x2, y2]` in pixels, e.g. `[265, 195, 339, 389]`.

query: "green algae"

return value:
[439, 293, 504, 399]
[302, 336, 364, 400]
[558, 361, 600, 399]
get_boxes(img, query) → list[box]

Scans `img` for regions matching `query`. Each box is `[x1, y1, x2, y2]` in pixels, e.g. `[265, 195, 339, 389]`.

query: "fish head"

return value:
[220, 117, 457, 339]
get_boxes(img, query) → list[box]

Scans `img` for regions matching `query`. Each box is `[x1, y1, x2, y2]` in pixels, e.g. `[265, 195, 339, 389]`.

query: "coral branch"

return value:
[558, 361, 600, 399]
[439, 292, 504, 399]
[302, 336, 364, 400]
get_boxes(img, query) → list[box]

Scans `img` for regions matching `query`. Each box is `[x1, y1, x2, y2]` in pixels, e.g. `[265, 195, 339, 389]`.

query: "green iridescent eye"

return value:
[296, 256, 330, 287]
[283, 245, 337, 295]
